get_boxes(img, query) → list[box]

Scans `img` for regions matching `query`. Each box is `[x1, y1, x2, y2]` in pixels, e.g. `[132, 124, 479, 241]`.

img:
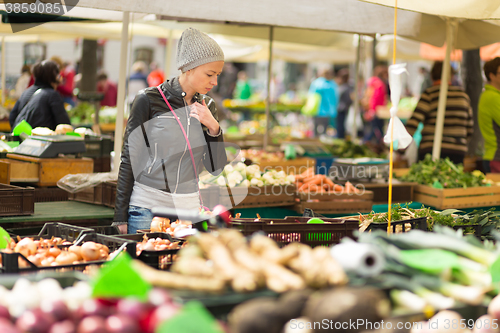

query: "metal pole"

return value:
[112, 11, 130, 173]
[164, 29, 173, 79]
[1, 37, 5, 109]
[432, 19, 455, 160]
[352, 35, 361, 140]
[263, 26, 274, 150]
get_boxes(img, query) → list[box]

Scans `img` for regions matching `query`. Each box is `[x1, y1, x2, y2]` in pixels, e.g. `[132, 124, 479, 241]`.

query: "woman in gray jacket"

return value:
[113, 28, 227, 233]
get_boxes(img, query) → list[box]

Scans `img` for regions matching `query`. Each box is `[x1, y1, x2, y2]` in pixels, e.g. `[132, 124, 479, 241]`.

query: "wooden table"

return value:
[0, 201, 114, 228]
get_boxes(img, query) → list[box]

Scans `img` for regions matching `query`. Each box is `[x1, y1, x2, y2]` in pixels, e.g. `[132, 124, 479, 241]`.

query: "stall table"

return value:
[0, 201, 114, 229]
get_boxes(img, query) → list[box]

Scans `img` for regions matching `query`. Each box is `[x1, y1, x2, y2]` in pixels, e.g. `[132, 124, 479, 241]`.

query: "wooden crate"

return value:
[220, 185, 296, 209]
[349, 181, 416, 204]
[102, 180, 117, 208]
[0, 154, 93, 187]
[257, 158, 316, 174]
[200, 185, 220, 210]
[295, 190, 373, 214]
[413, 184, 500, 209]
[68, 183, 105, 205]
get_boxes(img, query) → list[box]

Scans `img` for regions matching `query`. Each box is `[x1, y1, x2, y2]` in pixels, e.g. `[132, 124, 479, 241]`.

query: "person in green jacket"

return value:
[478, 57, 500, 173]
[233, 70, 252, 100]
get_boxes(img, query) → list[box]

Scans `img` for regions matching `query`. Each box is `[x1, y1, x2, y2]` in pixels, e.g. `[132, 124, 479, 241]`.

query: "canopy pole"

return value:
[112, 11, 130, 174]
[352, 35, 361, 139]
[263, 26, 274, 150]
[164, 29, 173, 79]
[432, 18, 455, 160]
[1, 37, 5, 109]
[387, 0, 398, 234]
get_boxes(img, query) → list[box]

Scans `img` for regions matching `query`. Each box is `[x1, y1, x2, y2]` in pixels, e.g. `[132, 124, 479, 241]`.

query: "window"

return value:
[134, 47, 153, 67]
[24, 42, 46, 65]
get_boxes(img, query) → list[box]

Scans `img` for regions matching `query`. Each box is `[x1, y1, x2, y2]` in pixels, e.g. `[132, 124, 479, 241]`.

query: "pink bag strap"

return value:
[156, 86, 205, 209]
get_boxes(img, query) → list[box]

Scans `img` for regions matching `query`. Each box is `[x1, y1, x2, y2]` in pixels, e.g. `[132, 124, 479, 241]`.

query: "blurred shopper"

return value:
[50, 56, 76, 108]
[362, 64, 388, 143]
[213, 62, 237, 100]
[308, 69, 339, 137]
[405, 61, 473, 165]
[478, 57, 500, 173]
[419, 66, 433, 94]
[127, 61, 149, 106]
[336, 68, 353, 139]
[147, 61, 165, 87]
[13, 65, 32, 99]
[9, 60, 70, 130]
[233, 70, 252, 100]
[96, 71, 118, 107]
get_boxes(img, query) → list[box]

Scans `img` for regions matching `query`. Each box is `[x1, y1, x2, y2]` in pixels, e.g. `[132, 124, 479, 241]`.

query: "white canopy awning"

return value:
[358, 0, 500, 20]
[76, 0, 422, 36]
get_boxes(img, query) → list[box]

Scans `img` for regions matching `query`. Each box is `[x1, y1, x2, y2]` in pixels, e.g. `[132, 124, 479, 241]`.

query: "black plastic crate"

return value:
[89, 225, 120, 235]
[0, 233, 136, 274]
[7, 222, 94, 242]
[34, 187, 69, 202]
[0, 270, 89, 289]
[83, 135, 114, 158]
[365, 217, 428, 233]
[230, 216, 359, 247]
[75, 233, 136, 259]
[114, 232, 181, 270]
[0, 184, 35, 217]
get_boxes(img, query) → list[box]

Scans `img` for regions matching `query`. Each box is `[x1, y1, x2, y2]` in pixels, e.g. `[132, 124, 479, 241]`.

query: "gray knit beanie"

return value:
[176, 28, 225, 73]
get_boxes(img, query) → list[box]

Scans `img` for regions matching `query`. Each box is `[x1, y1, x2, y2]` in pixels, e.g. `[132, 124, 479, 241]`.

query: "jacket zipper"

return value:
[174, 100, 190, 193]
[148, 143, 158, 174]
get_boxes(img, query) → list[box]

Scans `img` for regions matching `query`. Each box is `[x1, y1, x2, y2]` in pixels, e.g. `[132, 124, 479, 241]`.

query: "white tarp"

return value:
[358, 0, 500, 20]
[76, 0, 422, 36]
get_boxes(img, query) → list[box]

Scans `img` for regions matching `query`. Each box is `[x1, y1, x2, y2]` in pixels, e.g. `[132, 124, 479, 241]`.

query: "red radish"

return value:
[49, 320, 76, 333]
[16, 309, 55, 333]
[76, 316, 107, 333]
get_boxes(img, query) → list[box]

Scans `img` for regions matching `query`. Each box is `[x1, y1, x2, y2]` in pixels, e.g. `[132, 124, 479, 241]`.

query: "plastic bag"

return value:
[301, 92, 321, 116]
[346, 105, 363, 138]
[57, 172, 118, 193]
[384, 64, 413, 149]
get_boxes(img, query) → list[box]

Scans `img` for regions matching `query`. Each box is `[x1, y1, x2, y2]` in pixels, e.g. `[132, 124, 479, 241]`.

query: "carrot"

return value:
[345, 181, 359, 194]
[333, 184, 344, 192]
[304, 175, 323, 185]
[299, 183, 312, 191]
[295, 176, 305, 182]
[324, 177, 335, 188]
[300, 167, 315, 178]
[307, 184, 320, 192]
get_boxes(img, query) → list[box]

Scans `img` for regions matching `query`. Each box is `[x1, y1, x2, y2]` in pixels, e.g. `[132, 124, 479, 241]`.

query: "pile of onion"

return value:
[136, 236, 180, 255]
[2, 237, 111, 267]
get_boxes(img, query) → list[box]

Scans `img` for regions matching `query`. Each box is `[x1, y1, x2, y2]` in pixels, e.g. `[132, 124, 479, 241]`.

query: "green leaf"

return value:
[91, 252, 151, 301]
[0, 227, 11, 249]
[479, 217, 490, 226]
[440, 209, 464, 216]
[490, 256, 500, 283]
[399, 249, 459, 274]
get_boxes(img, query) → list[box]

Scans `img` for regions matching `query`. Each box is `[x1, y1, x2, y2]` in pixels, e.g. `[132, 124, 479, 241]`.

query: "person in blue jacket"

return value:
[308, 69, 339, 137]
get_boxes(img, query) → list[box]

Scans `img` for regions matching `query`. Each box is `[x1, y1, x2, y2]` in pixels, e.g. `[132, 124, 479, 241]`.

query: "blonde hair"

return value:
[132, 61, 146, 73]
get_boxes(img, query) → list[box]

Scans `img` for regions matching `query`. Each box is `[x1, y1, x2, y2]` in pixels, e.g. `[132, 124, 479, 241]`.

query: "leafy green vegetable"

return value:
[399, 154, 486, 188]
[325, 139, 386, 158]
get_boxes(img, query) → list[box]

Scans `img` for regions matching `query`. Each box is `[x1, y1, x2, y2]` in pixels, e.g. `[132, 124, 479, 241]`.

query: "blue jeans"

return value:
[128, 205, 154, 234]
